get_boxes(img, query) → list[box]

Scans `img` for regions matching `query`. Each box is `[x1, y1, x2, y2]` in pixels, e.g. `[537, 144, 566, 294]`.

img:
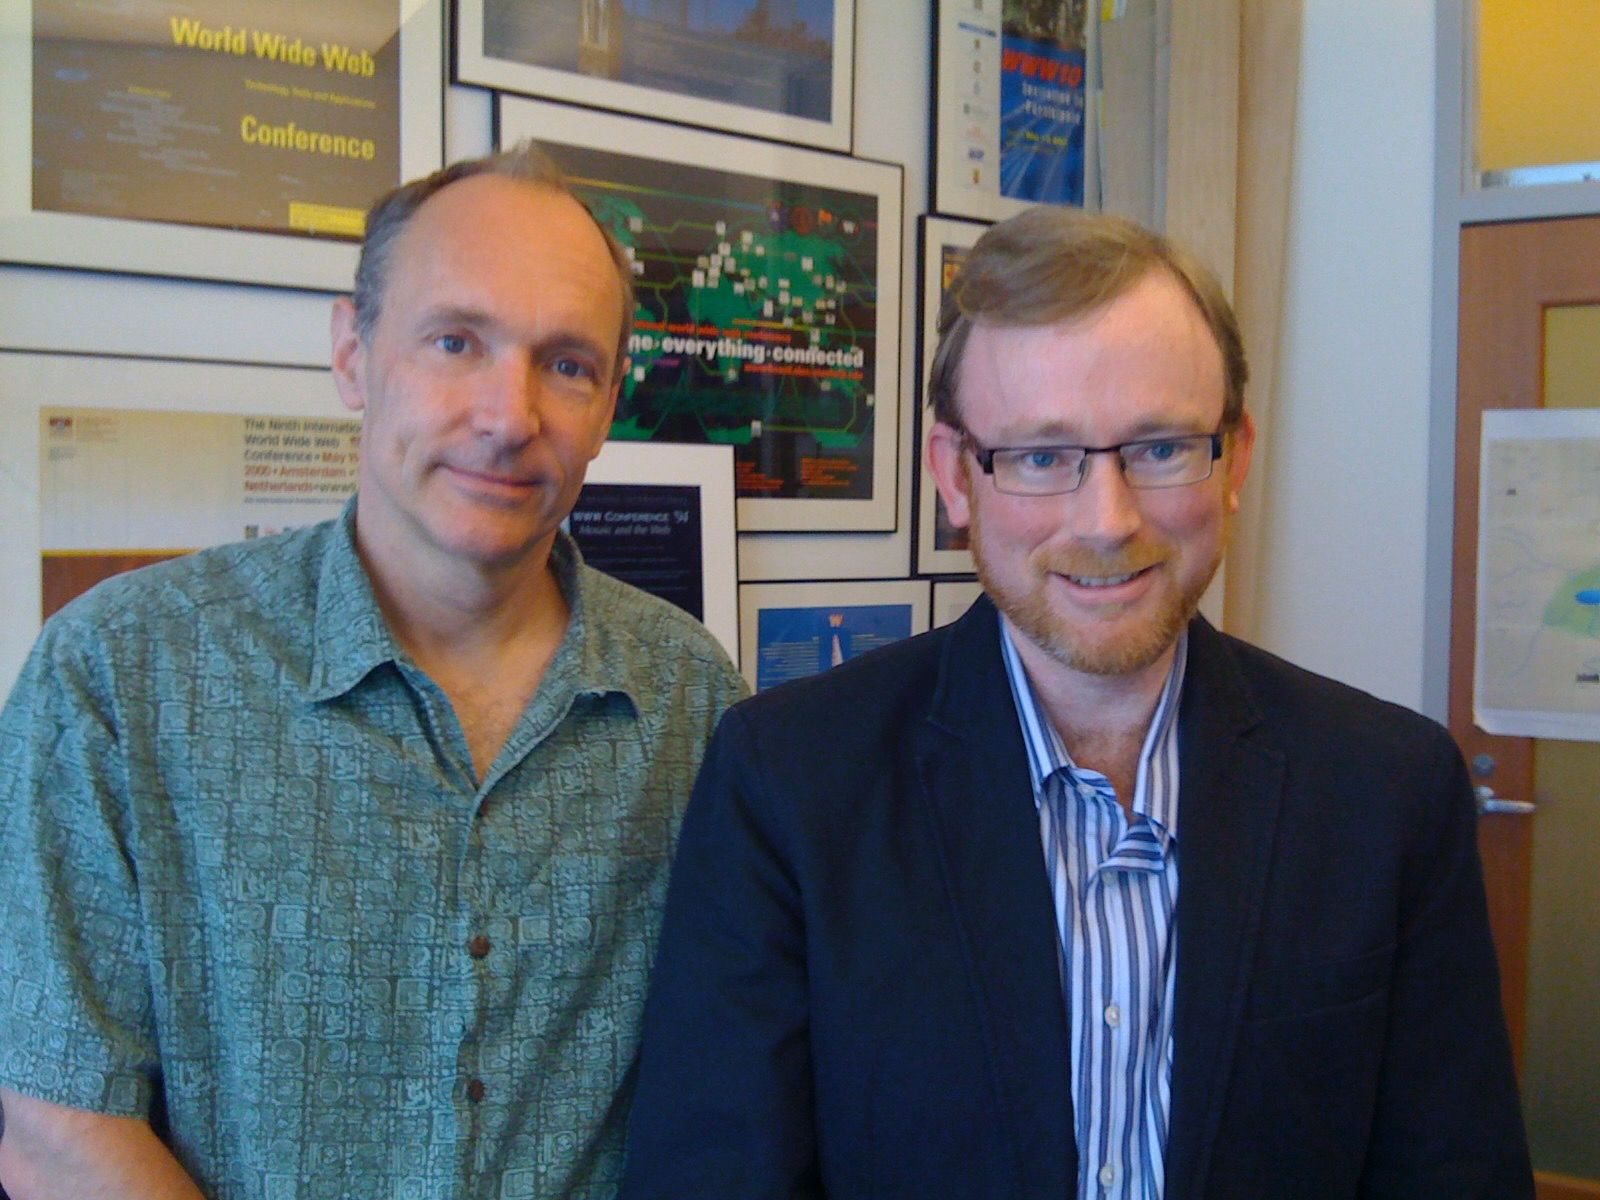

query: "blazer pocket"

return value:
[1243, 943, 1395, 1022]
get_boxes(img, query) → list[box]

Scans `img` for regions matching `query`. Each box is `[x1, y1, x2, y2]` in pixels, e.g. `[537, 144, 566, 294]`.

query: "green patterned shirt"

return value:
[0, 504, 745, 1199]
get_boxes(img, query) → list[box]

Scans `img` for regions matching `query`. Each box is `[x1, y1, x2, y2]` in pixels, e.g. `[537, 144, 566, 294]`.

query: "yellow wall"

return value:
[1477, 0, 1600, 172]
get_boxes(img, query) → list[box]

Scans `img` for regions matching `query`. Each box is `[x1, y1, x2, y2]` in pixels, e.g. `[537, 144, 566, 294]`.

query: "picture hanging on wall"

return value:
[738, 578, 931, 693]
[456, 0, 854, 152]
[915, 214, 987, 575]
[499, 95, 903, 534]
[571, 440, 739, 665]
[931, 0, 1092, 222]
[0, 352, 352, 689]
[0, 0, 444, 289]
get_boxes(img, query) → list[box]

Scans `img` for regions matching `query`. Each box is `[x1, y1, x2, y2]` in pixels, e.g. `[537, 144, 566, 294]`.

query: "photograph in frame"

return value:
[914, 214, 987, 575]
[456, 0, 854, 152]
[932, 0, 1090, 222]
[0, 0, 444, 289]
[738, 578, 931, 693]
[572, 441, 739, 665]
[499, 95, 902, 534]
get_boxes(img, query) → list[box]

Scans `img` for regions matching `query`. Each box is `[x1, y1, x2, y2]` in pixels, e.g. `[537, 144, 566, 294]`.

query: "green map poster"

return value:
[552, 140, 883, 506]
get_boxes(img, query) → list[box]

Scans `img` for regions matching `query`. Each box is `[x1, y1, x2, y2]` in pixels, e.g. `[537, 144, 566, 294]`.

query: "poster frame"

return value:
[0, 0, 445, 291]
[578, 440, 739, 666]
[499, 94, 903, 534]
[914, 214, 986, 575]
[455, 0, 855, 153]
[930, 0, 1093, 223]
[932, 578, 983, 628]
[0, 351, 348, 692]
[737, 577, 931, 692]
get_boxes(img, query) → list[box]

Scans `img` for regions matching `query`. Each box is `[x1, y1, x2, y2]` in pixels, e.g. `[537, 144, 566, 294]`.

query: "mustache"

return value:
[1030, 545, 1165, 578]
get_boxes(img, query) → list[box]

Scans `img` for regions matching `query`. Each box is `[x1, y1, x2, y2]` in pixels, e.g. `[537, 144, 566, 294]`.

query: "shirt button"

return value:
[466, 1078, 486, 1103]
[468, 935, 491, 959]
[1104, 1004, 1121, 1028]
[1099, 1163, 1117, 1187]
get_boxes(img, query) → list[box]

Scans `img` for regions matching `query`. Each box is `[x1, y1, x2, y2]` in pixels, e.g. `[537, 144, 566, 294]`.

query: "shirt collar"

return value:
[305, 498, 403, 702]
[304, 499, 638, 709]
[998, 620, 1187, 842]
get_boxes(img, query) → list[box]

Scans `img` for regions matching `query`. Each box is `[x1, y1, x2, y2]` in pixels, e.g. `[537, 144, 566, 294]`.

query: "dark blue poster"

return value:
[755, 602, 913, 691]
[568, 483, 703, 621]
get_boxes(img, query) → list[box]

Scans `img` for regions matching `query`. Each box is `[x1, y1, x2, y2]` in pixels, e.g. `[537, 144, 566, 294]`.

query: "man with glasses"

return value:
[622, 207, 1531, 1198]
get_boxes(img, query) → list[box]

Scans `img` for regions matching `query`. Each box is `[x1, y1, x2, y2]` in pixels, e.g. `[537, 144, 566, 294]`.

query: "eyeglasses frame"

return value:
[958, 427, 1229, 495]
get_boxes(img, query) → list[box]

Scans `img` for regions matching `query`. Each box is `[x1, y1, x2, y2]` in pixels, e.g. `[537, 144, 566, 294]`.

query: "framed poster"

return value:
[737, 578, 930, 692]
[573, 441, 738, 664]
[0, 352, 351, 689]
[38, 405, 360, 620]
[0, 0, 444, 290]
[932, 0, 1091, 222]
[932, 579, 983, 628]
[915, 214, 986, 575]
[457, 0, 854, 153]
[500, 95, 903, 534]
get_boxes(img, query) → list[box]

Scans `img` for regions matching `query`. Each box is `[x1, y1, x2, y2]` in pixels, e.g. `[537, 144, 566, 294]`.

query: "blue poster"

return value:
[997, 35, 1085, 206]
[756, 603, 913, 691]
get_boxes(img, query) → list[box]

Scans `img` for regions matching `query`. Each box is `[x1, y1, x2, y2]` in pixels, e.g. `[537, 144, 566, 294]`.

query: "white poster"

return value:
[1475, 408, 1600, 741]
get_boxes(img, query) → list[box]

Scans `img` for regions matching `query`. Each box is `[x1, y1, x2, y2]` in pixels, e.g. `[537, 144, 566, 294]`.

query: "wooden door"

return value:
[1454, 216, 1600, 1199]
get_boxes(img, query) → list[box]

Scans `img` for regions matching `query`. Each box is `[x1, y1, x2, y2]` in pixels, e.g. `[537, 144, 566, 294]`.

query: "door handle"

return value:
[1475, 785, 1536, 816]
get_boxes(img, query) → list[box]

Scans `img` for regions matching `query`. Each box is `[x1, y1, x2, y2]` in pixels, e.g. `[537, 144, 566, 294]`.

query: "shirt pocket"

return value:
[1242, 942, 1396, 1023]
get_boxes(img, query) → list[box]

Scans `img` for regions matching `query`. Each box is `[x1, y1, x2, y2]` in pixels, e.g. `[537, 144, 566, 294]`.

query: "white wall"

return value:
[1252, 2, 1437, 711]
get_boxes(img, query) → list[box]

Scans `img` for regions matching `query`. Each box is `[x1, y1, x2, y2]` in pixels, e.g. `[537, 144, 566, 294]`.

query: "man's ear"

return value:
[1224, 409, 1256, 513]
[330, 298, 368, 414]
[926, 420, 975, 529]
[588, 380, 619, 462]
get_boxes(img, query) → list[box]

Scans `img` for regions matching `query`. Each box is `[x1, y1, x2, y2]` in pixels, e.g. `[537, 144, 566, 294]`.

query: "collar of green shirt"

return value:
[303, 498, 640, 711]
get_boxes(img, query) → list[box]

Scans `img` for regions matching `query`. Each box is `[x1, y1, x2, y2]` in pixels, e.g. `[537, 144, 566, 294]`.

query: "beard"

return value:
[967, 498, 1220, 678]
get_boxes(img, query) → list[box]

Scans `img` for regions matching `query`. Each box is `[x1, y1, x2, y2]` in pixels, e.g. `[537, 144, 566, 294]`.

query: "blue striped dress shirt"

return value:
[999, 622, 1187, 1200]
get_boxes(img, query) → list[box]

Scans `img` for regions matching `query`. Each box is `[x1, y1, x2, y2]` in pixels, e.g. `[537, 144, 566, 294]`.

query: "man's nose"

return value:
[1065, 450, 1142, 544]
[473, 352, 543, 442]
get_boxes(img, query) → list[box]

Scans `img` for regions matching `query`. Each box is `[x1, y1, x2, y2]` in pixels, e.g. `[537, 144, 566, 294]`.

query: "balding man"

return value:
[0, 144, 744, 1199]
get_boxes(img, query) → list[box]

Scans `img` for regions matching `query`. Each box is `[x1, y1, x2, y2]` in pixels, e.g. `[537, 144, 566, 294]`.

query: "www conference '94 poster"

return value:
[935, 0, 1087, 222]
[32, 0, 401, 239]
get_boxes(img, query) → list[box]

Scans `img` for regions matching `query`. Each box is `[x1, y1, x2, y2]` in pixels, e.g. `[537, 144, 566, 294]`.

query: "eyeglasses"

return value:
[960, 428, 1226, 496]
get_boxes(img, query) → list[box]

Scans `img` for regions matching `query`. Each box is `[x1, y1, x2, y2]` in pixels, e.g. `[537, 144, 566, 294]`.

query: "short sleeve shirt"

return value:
[0, 503, 746, 1199]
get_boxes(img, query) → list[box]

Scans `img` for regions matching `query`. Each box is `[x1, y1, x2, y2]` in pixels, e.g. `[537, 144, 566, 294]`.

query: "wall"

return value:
[1252, 1, 1437, 712]
[2, 5, 1447, 715]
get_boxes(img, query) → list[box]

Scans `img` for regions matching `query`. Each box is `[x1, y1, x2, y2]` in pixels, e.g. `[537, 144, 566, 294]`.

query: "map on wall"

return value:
[1475, 408, 1600, 741]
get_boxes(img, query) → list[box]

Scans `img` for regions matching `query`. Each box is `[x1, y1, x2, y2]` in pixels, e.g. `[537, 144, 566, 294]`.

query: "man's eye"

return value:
[551, 357, 596, 381]
[1019, 449, 1064, 471]
[435, 333, 470, 355]
[1131, 439, 1186, 464]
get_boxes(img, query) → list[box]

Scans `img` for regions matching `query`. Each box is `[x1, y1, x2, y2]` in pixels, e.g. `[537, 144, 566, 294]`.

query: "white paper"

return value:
[1474, 408, 1600, 741]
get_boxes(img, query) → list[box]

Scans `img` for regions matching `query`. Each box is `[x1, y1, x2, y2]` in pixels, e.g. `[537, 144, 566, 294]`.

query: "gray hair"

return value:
[351, 140, 635, 377]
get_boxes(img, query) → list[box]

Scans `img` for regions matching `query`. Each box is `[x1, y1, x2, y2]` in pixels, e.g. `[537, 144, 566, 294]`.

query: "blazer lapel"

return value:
[1164, 619, 1287, 1200]
[911, 598, 1076, 1197]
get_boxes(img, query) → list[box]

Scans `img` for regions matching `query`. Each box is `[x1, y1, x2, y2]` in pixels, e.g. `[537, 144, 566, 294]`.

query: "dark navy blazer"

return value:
[622, 599, 1531, 1199]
